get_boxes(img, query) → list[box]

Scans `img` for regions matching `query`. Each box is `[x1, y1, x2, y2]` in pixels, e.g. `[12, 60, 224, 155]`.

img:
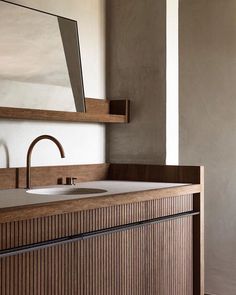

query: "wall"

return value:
[106, 0, 166, 164]
[166, 0, 179, 165]
[0, 0, 105, 168]
[180, 1, 236, 294]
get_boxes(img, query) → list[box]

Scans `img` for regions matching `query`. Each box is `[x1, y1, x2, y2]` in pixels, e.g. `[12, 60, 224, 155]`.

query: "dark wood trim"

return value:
[0, 163, 110, 190]
[193, 194, 201, 295]
[0, 98, 130, 123]
[110, 99, 130, 122]
[0, 163, 203, 189]
[192, 167, 204, 295]
[200, 167, 205, 294]
[108, 163, 203, 184]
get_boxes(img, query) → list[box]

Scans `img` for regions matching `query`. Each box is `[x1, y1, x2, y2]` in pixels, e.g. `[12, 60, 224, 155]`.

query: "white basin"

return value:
[27, 187, 107, 196]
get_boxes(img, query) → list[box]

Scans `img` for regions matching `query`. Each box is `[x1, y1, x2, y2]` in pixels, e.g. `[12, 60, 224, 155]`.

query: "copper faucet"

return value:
[26, 135, 65, 189]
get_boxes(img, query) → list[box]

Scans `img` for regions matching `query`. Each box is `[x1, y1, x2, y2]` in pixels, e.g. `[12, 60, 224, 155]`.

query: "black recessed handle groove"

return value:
[0, 210, 199, 258]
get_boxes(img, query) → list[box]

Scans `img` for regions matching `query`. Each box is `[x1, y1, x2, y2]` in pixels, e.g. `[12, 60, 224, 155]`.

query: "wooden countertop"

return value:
[0, 180, 201, 223]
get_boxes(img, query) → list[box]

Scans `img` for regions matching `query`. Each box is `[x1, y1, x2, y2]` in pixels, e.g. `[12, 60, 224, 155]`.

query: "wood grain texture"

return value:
[0, 168, 19, 190]
[193, 167, 205, 295]
[0, 163, 203, 188]
[108, 164, 204, 295]
[108, 163, 203, 184]
[0, 98, 129, 123]
[0, 163, 109, 190]
[0, 194, 193, 250]
[0, 218, 193, 295]
[85, 98, 109, 114]
[0, 164, 204, 295]
[0, 196, 193, 295]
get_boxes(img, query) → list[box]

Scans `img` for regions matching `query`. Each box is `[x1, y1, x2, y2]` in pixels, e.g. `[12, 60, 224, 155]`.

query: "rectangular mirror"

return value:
[0, 0, 86, 113]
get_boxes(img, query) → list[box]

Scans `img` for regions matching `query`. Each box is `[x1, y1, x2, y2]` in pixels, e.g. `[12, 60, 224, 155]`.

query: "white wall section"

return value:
[0, 0, 106, 168]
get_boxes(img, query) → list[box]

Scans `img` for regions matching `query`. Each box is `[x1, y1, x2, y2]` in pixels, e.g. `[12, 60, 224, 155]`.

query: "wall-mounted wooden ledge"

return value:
[0, 98, 130, 123]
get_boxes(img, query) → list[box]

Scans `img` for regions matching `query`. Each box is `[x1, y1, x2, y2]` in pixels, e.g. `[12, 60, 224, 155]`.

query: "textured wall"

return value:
[166, 0, 179, 165]
[106, 0, 166, 164]
[180, 1, 236, 294]
[0, 0, 105, 168]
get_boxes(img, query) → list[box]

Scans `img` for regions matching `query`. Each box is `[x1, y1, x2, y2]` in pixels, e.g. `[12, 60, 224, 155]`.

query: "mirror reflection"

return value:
[0, 0, 85, 112]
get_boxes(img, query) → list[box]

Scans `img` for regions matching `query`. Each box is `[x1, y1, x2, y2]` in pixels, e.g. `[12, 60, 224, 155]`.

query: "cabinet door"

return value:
[144, 217, 193, 295]
[0, 216, 192, 295]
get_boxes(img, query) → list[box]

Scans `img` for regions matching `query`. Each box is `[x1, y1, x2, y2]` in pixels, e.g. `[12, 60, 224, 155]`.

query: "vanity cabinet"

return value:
[0, 194, 194, 295]
[0, 163, 204, 294]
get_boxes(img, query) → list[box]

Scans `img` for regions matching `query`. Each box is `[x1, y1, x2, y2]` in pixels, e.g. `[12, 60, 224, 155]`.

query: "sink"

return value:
[27, 187, 107, 196]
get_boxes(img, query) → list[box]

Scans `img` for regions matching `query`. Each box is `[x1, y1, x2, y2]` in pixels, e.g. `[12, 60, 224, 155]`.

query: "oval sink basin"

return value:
[27, 187, 107, 196]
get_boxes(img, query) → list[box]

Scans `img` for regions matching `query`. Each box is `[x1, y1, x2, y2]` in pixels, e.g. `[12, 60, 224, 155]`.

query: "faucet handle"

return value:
[66, 177, 77, 185]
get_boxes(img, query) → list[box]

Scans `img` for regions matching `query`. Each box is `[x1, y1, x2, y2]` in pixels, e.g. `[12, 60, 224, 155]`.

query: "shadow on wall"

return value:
[0, 140, 10, 168]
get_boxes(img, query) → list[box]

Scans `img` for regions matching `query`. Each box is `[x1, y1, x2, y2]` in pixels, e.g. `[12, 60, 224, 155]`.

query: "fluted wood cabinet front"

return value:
[0, 195, 193, 295]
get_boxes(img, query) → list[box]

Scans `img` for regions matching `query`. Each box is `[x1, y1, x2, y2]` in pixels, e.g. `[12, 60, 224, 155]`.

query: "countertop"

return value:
[0, 180, 201, 223]
[0, 181, 188, 209]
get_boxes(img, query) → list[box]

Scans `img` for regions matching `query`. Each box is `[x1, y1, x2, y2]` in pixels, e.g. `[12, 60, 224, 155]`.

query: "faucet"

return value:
[26, 135, 65, 189]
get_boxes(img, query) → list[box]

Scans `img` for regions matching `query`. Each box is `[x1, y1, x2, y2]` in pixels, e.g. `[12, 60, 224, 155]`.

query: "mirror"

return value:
[0, 0, 86, 113]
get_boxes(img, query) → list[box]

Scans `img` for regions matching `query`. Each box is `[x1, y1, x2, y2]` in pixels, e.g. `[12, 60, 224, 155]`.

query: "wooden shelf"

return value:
[0, 98, 130, 124]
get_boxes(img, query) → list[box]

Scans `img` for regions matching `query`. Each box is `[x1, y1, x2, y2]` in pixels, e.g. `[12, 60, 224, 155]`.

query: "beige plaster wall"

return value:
[106, 0, 166, 164]
[180, 1, 236, 294]
[0, 0, 105, 168]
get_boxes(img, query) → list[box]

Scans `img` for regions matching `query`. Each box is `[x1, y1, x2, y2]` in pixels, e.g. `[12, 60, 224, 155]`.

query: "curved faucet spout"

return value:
[26, 135, 65, 189]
